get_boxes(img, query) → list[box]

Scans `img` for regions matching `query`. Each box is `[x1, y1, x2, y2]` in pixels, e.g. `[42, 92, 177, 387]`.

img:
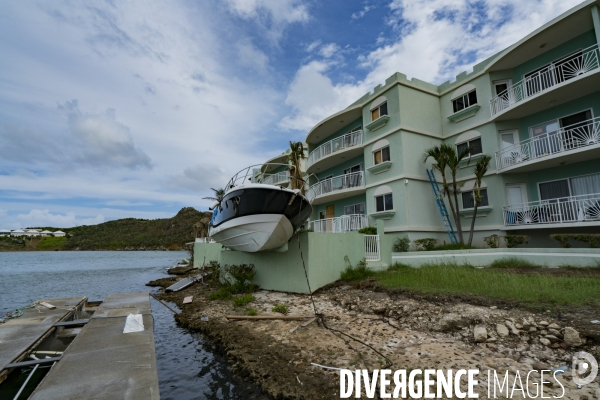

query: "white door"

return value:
[499, 130, 519, 167]
[493, 79, 513, 111]
[507, 184, 527, 206]
[505, 184, 528, 225]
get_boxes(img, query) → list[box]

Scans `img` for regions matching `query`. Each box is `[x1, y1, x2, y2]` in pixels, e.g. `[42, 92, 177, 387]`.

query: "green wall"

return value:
[313, 193, 366, 219]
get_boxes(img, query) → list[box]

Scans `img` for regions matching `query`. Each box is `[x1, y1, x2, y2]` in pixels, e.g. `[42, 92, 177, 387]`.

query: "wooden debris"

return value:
[39, 302, 56, 309]
[300, 317, 318, 327]
[225, 315, 314, 321]
[183, 296, 193, 304]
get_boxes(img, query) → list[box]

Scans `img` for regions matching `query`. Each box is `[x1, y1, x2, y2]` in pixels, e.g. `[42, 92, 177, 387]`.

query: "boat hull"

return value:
[209, 214, 294, 252]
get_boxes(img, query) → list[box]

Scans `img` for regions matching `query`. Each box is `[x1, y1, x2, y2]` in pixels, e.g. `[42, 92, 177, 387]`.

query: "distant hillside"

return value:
[12, 207, 210, 251]
[63, 207, 210, 250]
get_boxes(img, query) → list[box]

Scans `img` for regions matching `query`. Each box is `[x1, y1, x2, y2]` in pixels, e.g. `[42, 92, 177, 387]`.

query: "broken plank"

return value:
[183, 296, 193, 304]
[300, 317, 318, 327]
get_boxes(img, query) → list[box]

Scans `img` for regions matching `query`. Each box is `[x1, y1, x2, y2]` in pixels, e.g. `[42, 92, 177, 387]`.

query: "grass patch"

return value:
[490, 257, 537, 268]
[247, 308, 257, 316]
[208, 287, 232, 300]
[232, 294, 254, 307]
[340, 258, 375, 281]
[377, 263, 600, 306]
[272, 303, 289, 314]
[36, 237, 67, 250]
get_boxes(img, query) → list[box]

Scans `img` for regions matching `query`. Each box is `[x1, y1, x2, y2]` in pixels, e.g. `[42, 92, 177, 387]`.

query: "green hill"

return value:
[24, 207, 210, 251]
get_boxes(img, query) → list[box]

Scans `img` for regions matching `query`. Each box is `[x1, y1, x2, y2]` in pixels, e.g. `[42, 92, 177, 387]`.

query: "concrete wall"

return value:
[392, 248, 600, 268]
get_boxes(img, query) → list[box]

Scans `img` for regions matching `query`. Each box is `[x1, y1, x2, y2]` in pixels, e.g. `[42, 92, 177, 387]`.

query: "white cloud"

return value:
[236, 40, 270, 73]
[319, 43, 341, 59]
[352, 4, 375, 20]
[165, 164, 232, 193]
[281, 0, 583, 131]
[306, 40, 321, 52]
[10, 209, 105, 229]
[223, 0, 309, 42]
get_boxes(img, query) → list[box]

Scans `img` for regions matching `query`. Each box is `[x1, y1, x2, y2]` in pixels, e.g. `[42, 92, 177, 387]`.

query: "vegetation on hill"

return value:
[0, 207, 210, 251]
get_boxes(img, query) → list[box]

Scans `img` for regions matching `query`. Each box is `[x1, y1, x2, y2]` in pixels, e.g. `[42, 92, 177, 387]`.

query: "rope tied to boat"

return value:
[0, 308, 23, 324]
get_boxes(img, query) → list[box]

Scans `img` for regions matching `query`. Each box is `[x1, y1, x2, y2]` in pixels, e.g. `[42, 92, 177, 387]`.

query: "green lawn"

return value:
[374, 263, 600, 307]
[36, 237, 67, 250]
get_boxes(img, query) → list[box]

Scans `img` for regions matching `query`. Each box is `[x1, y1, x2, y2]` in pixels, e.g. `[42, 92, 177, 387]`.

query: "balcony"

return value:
[503, 193, 600, 227]
[310, 214, 368, 233]
[495, 116, 600, 173]
[261, 170, 290, 186]
[307, 171, 365, 205]
[490, 44, 600, 120]
[305, 131, 363, 173]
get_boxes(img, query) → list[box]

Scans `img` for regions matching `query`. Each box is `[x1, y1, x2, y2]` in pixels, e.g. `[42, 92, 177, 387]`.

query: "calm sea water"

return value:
[0, 251, 265, 399]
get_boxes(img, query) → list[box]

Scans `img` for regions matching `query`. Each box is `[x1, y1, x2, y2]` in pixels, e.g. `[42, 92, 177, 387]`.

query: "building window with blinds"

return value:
[375, 193, 393, 212]
[462, 189, 489, 209]
[373, 146, 390, 165]
[371, 101, 388, 121]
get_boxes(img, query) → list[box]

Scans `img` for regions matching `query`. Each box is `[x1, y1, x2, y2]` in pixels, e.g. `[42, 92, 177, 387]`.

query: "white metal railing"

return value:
[306, 130, 363, 169]
[490, 44, 600, 117]
[502, 192, 600, 226]
[364, 235, 381, 261]
[195, 237, 216, 243]
[311, 214, 368, 233]
[307, 171, 364, 200]
[495, 116, 600, 171]
[261, 170, 290, 186]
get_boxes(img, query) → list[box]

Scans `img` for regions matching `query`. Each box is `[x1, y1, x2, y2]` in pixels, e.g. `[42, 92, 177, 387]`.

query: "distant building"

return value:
[0, 229, 10, 237]
[40, 230, 54, 237]
[53, 230, 66, 237]
[11, 230, 26, 237]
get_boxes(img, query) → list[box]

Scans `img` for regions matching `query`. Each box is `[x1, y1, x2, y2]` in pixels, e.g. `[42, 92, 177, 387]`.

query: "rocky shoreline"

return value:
[148, 272, 600, 399]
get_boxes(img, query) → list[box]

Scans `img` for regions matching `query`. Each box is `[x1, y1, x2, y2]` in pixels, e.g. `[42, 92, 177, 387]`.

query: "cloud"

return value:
[306, 40, 321, 52]
[319, 43, 341, 59]
[105, 200, 152, 207]
[236, 40, 270, 73]
[352, 4, 375, 20]
[281, 0, 583, 132]
[223, 0, 310, 42]
[165, 164, 232, 193]
[10, 209, 105, 229]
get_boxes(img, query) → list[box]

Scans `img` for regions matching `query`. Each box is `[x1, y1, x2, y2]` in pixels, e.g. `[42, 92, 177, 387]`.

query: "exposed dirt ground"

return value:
[148, 272, 600, 400]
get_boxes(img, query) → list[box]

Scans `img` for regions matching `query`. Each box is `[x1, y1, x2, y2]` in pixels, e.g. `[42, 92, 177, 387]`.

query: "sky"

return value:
[0, 0, 583, 229]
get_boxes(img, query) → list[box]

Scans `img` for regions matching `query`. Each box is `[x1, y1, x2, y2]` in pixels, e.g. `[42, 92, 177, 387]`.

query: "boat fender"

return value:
[208, 201, 219, 211]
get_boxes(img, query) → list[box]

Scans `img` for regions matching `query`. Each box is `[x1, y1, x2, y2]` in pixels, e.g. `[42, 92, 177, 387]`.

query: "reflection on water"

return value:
[0, 251, 265, 399]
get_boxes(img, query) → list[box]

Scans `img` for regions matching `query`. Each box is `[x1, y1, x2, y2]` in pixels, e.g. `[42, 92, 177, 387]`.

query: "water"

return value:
[0, 251, 265, 399]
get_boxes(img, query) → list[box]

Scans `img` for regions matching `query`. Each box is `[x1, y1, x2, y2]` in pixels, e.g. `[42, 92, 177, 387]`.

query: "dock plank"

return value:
[0, 297, 85, 376]
[29, 292, 159, 400]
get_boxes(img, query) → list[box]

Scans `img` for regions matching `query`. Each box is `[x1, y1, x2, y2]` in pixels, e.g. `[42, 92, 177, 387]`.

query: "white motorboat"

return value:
[208, 166, 311, 252]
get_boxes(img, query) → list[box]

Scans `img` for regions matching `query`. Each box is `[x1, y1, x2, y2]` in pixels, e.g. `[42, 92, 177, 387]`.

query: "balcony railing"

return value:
[490, 44, 600, 117]
[311, 214, 368, 233]
[261, 170, 290, 186]
[503, 192, 600, 226]
[495, 116, 600, 171]
[307, 171, 364, 200]
[306, 130, 363, 169]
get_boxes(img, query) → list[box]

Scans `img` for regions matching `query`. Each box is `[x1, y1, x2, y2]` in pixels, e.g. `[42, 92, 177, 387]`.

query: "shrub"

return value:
[272, 303, 289, 314]
[503, 235, 529, 248]
[223, 264, 256, 293]
[433, 243, 475, 251]
[414, 238, 438, 251]
[340, 257, 375, 281]
[491, 257, 536, 268]
[358, 226, 377, 235]
[550, 233, 600, 248]
[208, 287, 232, 300]
[295, 227, 313, 234]
[484, 234, 500, 249]
[247, 308, 258, 316]
[232, 294, 255, 307]
[393, 237, 410, 252]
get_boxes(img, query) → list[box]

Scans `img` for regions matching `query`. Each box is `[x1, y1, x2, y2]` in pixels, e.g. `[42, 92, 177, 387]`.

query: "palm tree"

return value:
[442, 143, 471, 244]
[422, 145, 457, 225]
[467, 155, 492, 246]
[288, 141, 306, 195]
[202, 187, 225, 202]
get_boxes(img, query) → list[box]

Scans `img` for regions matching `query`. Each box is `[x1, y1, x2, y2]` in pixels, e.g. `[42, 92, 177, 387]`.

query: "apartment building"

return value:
[259, 0, 600, 247]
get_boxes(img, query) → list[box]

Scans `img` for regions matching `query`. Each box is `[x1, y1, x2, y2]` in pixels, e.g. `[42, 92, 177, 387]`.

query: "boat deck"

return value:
[29, 292, 159, 399]
[0, 296, 86, 381]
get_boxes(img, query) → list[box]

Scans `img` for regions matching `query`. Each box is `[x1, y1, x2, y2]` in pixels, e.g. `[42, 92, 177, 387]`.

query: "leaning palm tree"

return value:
[442, 143, 471, 244]
[422, 145, 456, 222]
[287, 141, 306, 195]
[467, 155, 492, 246]
[202, 187, 225, 202]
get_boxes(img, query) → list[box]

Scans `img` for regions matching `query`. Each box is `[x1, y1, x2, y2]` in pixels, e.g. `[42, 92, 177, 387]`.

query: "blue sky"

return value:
[0, 0, 582, 228]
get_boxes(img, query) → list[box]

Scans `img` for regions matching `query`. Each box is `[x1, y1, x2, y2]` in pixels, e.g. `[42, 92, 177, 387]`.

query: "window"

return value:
[456, 137, 482, 157]
[452, 90, 478, 113]
[371, 101, 388, 121]
[344, 203, 365, 215]
[375, 193, 393, 212]
[373, 146, 390, 165]
[462, 189, 489, 209]
[539, 173, 600, 201]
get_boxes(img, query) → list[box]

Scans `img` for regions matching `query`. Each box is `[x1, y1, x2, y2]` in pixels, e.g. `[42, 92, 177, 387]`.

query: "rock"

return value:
[545, 335, 560, 343]
[496, 324, 509, 337]
[548, 328, 562, 337]
[529, 327, 537, 333]
[563, 327, 583, 347]
[548, 323, 560, 330]
[474, 325, 488, 342]
[372, 306, 386, 315]
[505, 321, 520, 335]
[540, 338, 551, 346]
[532, 361, 550, 370]
[539, 321, 549, 327]
[540, 330, 548, 336]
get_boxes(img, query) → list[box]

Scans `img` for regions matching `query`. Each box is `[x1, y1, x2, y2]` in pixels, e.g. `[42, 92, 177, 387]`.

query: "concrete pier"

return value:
[0, 297, 86, 383]
[29, 292, 159, 399]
